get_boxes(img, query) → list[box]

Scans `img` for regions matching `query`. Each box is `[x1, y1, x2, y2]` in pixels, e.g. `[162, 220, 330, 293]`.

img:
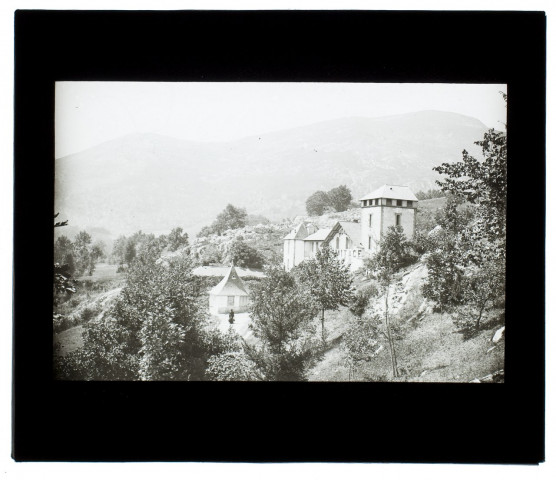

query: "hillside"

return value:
[307, 262, 505, 383]
[55, 111, 487, 240]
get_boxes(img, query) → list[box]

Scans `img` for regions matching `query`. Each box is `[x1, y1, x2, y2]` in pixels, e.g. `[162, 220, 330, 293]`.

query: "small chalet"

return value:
[209, 264, 250, 315]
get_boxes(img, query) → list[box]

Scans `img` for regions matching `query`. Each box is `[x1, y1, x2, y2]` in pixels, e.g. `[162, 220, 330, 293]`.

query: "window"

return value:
[396, 214, 401, 226]
[336, 236, 339, 250]
[407, 200, 413, 207]
[227, 296, 234, 307]
[369, 214, 372, 227]
[368, 237, 372, 249]
[386, 199, 392, 206]
[345, 237, 349, 249]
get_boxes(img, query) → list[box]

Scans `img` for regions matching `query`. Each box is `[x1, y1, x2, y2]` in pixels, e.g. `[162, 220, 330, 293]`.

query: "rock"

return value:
[492, 326, 505, 344]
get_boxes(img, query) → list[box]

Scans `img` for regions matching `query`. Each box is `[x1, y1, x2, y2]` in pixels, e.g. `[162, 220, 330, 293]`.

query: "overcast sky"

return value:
[55, 82, 507, 158]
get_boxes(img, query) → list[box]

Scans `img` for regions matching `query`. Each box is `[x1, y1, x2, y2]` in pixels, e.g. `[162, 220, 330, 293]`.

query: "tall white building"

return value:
[283, 184, 418, 271]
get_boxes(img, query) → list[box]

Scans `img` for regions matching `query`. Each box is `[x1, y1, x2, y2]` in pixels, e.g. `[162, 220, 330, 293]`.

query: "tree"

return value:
[247, 266, 320, 380]
[349, 284, 379, 319]
[342, 313, 383, 380]
[112, 235, 128, 266]
[167, 227, 189, 252]
[328, 185, 353, 212]
[199, 244, 222, 266]
[55, 235, 76, 276]
[295, 244, 354, 343]
[305, 190, 330, 216]
[422, 196, 472, 312]
[53, 215, 76, 305]
[227, 240, 265, 269]
[213, 204, 248, 234]
[434, 127, 507, 257]
[124, 240, 137, 266]
[88, 241, 106, 275]
[366, 225, 417, 275]
[365, 226, 416, 379]
[73, 230, 93, 276]
[122, 244, 218, 380]
[454, 258, 505, 331]
[430, 97, 507, 330]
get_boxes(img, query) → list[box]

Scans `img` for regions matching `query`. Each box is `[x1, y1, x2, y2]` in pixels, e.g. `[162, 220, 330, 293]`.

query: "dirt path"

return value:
[213, 312, 258, 346]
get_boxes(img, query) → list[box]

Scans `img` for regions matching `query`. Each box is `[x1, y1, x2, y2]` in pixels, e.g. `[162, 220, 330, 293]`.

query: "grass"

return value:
[53, 325, 84, 356]
[307, 261, 505, 383]
[76, 262, 123, 284]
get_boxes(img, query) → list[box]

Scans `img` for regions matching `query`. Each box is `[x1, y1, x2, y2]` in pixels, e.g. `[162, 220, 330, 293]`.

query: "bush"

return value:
[349, 284, 379, 318]
[227, 240, 265, 269]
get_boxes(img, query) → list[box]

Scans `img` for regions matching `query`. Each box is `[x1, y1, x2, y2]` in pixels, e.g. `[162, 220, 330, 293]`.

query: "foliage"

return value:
[246, 214, 271, 226]
[199, 204, 248, 237]
[327, 185, 353, 212]
[434, 128, 507, 257]
[305, 190, 330, 216]
[349, 284, 379, 318]
[295, 244, 354, 342]
[56, 238, 232, 380]
[453, 258, 506, 331]
[167, 227, 189, 252]
[305, 185, 353, 215]
[426, 106, 507, 330]
[227, 240, 265, 269]
[366, 226, 417, 281]
[415, 188, 445, 200]
[422, 196, 472, 312]
[53, 215, 76, 305]
[207, 332, 263, 381]
[124, 241, 137, 265]
[54, 316, 140, 380]
[247, 266, 321, 380]
[342, 313, 382, 380]
[199, 244, 223, 266]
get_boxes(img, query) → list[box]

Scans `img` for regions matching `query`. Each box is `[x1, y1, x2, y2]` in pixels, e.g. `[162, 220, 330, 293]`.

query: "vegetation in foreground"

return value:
[54, 101, 506, 382]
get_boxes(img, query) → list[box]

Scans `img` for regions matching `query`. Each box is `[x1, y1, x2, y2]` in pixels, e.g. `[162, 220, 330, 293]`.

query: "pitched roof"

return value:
[305, 228, 332, 241]
[323, 221, 363, 248]
[209, 265, 249, 297]
[284, 222, 309, 240]
[338, 222, 363, 247]
[359, 184, 418, 202]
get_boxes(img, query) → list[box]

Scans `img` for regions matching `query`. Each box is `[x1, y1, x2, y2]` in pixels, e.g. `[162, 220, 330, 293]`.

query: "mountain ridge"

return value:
[55, 111, 488, 240]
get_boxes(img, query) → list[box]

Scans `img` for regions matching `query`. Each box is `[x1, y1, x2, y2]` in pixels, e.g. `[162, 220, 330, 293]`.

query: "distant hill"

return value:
[55, 111, 487, 240]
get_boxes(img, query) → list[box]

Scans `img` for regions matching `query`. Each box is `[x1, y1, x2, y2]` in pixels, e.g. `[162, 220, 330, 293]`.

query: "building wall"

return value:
[328, 230, 363, 271]
[361, 203, 416, 254]
[284, 238, 310, 271]
[209, 294, 250, 315]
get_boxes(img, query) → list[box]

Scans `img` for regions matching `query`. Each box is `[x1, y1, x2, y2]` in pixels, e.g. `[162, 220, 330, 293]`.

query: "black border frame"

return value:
[13, 10, 546, 463]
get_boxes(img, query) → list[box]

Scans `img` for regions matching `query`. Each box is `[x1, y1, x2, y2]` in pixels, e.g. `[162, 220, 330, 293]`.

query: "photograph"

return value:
[53, 81, 508, 383]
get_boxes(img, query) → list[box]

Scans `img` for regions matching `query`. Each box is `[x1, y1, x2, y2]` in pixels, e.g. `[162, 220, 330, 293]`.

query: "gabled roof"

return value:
[360, 184, 418, 202]
[209, 265, 249, 297]
[305, 228, 332, 241]
[324, 221, 363, 249]
[284, 222, 309, 240]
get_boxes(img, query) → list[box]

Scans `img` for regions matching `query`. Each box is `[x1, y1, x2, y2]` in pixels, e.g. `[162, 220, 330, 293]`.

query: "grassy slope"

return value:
[307, 261, 505, 383]
[54, 263, 124, 356]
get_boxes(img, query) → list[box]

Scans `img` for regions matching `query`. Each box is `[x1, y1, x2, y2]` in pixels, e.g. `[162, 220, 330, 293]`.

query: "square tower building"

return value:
[359, 185, 418, 254]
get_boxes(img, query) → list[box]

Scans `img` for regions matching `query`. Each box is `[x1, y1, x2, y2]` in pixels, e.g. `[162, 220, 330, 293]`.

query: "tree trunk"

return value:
[321, 308, 326, 343]
[384, 283, 398, 378]
[475, 302, 486, 330]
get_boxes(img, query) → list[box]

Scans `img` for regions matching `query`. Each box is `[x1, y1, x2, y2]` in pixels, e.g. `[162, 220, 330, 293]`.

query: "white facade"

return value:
[208, 265, 250, 315]
[283, 184, 418, 271]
